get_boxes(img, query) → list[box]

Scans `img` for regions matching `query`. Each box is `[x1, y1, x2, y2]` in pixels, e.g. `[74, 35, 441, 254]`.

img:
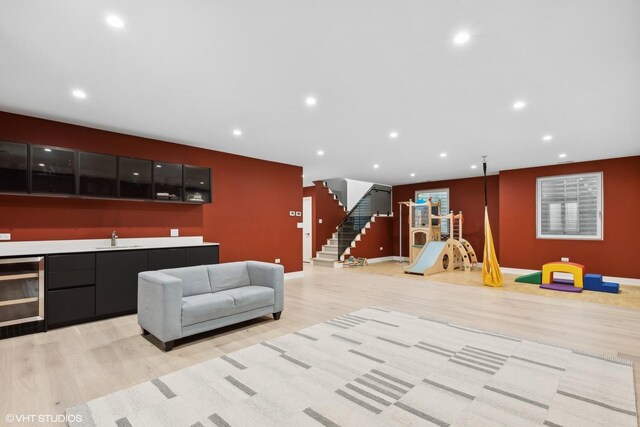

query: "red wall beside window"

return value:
[393, 176, 500, 262]
[0, 112, 303, 273]
[499, 156, 640, 278]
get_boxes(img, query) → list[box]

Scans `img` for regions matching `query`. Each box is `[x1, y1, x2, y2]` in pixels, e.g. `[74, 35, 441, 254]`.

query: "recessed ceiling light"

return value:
[513, 100, 526, 110]
[440, 152, 447, 158]
[200, 181, 204, 185]
[542, 134, 553, 141]
[44, 148, 52, 152]
[410, 173, 415, 177]
[156, 164, 162, 168]
[72, 89, 87, 99]
[453, 31, 471, 45]
[38, 163, 45, 167]
[470, 164, 477, 169]
[301, 174, 304, 178]
[373, 164, 380, 169]
[558, 153, 567, 158]
[316, 150, 324, 156]
[232, 129, 242, 137]
[133, 172, 140, 176]
[389, 131, 399, 139]
[305, 96, 317, 106]
[105, 14, 125, 29]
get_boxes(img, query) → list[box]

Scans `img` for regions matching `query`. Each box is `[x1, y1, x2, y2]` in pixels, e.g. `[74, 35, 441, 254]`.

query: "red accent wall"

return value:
[0, 112, 303, 273]
[349, 217, 393, 259]
[392, 176, 500, 262]
[499, 156, 640, 278]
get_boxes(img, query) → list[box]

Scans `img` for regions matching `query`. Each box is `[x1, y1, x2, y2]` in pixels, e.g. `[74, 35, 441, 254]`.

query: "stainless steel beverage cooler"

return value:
[0, 257, 45, 338]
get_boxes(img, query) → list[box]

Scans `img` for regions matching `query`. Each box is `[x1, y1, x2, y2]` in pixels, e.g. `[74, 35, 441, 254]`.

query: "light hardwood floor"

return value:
[2, 265, 640, 426]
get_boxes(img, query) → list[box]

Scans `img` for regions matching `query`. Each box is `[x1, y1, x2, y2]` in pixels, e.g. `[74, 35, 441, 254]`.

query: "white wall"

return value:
[345, 179, 375, 210]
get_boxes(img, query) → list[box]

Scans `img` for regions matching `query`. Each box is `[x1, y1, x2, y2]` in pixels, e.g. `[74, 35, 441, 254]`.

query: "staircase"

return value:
[312, 184, 391, 268]
[311, 215, 385, 268]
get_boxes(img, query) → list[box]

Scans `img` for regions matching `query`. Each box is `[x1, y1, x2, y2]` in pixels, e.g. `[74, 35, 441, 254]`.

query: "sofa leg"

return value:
[141, 328, 150, 336]
[273, 311, 282, 320]
[162, 340, 175, 351]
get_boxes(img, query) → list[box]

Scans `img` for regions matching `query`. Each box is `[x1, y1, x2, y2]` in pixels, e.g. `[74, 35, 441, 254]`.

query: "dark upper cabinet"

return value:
[31, 145, 76, 195]
[184, 165, 211, 203]
[0, 141, 210, 204]
[119, 157, 152, 199]
[79, 152, 117, 198]
[0, 141, 28, 193]
[153, 161, 183, 201]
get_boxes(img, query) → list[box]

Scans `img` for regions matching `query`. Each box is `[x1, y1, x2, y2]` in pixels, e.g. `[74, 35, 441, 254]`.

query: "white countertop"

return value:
[0, 236, 219, 257]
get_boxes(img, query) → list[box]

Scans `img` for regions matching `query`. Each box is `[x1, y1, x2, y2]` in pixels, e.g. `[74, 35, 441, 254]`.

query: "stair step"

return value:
[312, 258, 342, 268]
[317, 251, 338, 260]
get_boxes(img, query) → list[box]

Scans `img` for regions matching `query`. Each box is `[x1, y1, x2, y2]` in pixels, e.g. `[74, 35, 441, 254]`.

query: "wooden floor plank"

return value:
[2, 264, 640, 425]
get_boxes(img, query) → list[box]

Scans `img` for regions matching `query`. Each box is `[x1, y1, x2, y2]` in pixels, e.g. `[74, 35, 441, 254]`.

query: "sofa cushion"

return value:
[217, 286, 275, 313]
[181, 293, 236, 326]
[161, 265, 211, 297]
[207, 262, 251, 292]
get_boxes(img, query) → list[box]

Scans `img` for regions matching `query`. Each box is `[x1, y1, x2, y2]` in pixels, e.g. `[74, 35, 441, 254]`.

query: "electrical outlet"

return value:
[170, 229, 179, 237]
[0, 233, 10, 241]
[561, 257, 569, 262]
[275, 258, 281, 264]
[318, 218, 323, 224]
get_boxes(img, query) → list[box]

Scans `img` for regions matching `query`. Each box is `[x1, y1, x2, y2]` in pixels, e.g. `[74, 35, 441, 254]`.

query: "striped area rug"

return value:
[67, 308, 638, 426]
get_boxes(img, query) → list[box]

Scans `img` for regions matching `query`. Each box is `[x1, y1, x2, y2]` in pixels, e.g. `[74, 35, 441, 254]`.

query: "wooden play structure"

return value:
[400, 199, 477, 276]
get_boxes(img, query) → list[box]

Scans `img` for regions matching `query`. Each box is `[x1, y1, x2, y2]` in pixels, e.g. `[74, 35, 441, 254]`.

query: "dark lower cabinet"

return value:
[47, 287, 95, 327]
[185, 246, 219, 266]
[148, 248, 186, 270]
[96, 250, 148, 316]
[44, 245, 218, 328]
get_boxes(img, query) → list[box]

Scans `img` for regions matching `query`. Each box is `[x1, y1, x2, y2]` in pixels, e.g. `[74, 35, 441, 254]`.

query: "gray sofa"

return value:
[138, 261, 284, 351]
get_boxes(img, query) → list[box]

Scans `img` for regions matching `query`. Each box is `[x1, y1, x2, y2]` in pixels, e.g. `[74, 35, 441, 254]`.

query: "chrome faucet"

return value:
[111, 230, 118, 247]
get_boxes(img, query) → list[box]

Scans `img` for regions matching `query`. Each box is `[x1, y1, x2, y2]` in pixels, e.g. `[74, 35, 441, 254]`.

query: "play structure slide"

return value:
[404, 241, 447, 274]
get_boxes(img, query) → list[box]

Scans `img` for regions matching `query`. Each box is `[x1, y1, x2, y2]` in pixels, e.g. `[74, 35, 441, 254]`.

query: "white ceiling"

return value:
[1, 0, 639, 186]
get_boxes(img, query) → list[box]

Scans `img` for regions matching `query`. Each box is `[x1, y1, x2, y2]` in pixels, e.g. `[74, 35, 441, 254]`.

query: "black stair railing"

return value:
[337, 185, 391, 260]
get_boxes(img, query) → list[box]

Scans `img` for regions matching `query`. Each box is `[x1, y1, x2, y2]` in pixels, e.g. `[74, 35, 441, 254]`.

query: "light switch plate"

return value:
[561, 257, 569, 262]
[0, 233, 10, 241]
[295, 211, 302, 216]
[170, 229, 179, 237]
[297, 223, 304, 228]
[289, 211, 296, 216]
[318, 219, 323, 224]
[275, 258, 281, 263]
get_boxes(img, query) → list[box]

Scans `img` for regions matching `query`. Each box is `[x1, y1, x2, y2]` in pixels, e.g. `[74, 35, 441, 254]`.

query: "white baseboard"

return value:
[392, 256, 410, 263]
[284, 271, 304, 280]
[366, 256, 395, 264]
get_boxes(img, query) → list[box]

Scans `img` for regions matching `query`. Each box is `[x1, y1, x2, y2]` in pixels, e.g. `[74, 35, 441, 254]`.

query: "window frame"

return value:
[414, 187, 450, 234]
[536, 171, 604, 240]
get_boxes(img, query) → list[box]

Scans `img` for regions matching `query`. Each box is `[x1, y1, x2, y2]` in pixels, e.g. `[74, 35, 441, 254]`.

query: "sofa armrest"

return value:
[138, 271, 183, 342]
[246, 261, 284, 313]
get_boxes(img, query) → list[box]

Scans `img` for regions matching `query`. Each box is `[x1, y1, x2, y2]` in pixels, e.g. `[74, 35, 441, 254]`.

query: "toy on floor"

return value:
[343, 256, 368, 267]
[514, 261, 620, 294]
